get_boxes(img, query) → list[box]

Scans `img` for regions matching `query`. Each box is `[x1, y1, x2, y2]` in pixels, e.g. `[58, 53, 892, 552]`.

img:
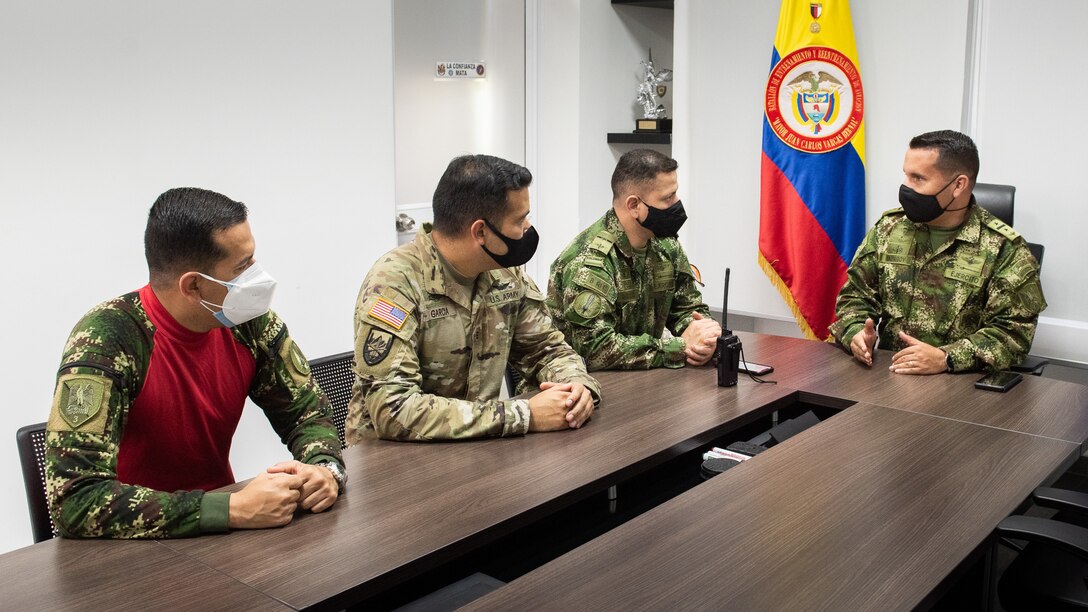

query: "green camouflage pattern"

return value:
[46, 291, 343, 538]
[546, 209, 711, 370]
[829, 204, 1047, 372]
[347, 228, 601, 443]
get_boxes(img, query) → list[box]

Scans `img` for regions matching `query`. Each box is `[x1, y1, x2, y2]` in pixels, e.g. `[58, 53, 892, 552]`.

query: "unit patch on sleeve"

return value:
[53, 374, 112, 432]
[363, 329, 395, 366]
[572, 291, 605, 319]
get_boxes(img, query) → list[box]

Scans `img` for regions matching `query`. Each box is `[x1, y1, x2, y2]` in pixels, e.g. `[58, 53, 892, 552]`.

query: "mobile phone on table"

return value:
[739, 360, 774, 376]
[974, 370, 1023, 392]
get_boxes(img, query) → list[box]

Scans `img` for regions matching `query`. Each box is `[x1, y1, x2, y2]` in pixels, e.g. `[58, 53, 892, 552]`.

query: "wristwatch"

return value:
[316, 461, 347, 494]
[945, 353, 954, 373]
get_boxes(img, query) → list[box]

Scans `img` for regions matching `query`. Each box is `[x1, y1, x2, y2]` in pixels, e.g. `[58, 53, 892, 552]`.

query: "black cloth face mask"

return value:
[638, 199, 688, 238]
[482, 219, 539, 268]
[898, 176, 962, 223]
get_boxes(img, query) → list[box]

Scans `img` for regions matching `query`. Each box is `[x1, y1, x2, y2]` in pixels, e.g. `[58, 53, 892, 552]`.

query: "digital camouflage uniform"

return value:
[347, 228, 601, 443]
[47, 292, 344, 538]
[546, 209, 712, 371]
[829, 203, 1046, 372]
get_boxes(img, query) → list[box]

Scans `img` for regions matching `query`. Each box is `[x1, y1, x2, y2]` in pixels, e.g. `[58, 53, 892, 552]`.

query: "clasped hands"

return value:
[850, 317, 948, 375]
[529, 381, 595, 431]
[681, 312, 723, 366]
[228, 460, 340, 529]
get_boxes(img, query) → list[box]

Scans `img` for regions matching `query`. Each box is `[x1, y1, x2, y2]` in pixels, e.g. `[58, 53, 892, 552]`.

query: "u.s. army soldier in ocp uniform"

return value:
[47, 188, 344, 538]
[347, 155, 601, 443]
[830, 130, 1046, 374]
[547, 149, 720, 371]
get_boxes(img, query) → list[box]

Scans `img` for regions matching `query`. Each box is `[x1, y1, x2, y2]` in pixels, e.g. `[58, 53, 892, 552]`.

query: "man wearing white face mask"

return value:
[46, 187, 345, 539]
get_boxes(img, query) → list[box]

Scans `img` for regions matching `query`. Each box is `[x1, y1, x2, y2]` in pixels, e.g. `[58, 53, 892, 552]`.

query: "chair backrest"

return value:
[16, 422, 56, 543]
[974, 182, 1016, 227]
[1027, 242, 1045, 267]
[308, 352, 355, 446]
[504, 363, 524, 397]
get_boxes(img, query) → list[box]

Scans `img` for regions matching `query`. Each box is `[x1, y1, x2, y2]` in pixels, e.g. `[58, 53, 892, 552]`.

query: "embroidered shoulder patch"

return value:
[689, 263, 704, 286]
[572, 291, 605, 319]
[369, 297, 409, 330]
[54, 374, 111, 431]
[363, 329, 395, 366]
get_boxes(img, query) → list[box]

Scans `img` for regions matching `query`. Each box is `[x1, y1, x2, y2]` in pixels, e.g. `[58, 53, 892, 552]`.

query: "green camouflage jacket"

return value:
[546, 209, 712, 370]
[347, 228, 601, 443]
[829, 203, 1046, 372]
[47, 292, 343, 539]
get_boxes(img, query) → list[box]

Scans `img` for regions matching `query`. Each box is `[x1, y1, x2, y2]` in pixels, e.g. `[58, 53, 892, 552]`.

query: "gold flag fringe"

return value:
[757, 250, 825, 341]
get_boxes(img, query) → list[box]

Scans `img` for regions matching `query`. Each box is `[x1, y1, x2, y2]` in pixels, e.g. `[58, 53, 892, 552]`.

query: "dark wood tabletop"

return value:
[737, 331, 1088, 447]
[466, 402, 1080, 611]
[12, 333, 1087, 610]
[0, 538, 289, 611]
[160, 366, 796, 610]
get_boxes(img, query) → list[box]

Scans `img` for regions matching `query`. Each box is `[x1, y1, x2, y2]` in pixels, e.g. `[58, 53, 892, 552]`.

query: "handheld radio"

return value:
[716, 268, 741, 387]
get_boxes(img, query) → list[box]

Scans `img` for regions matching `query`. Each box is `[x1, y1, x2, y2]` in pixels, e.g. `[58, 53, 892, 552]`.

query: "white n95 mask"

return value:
[198, 263, 277, 327]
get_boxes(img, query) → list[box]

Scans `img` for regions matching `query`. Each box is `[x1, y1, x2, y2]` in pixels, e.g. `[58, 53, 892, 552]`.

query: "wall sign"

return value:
[435, 61, 486, 79]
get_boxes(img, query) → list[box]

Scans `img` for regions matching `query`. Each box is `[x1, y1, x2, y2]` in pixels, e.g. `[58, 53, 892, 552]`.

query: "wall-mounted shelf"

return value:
[607, 132, 672, 145]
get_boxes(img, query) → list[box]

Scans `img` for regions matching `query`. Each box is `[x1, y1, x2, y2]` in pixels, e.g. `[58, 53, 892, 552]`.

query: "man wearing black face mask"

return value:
[347, 155, 601, 442]
[547, 149, 720, 370]
[830, 130, 1046, 374]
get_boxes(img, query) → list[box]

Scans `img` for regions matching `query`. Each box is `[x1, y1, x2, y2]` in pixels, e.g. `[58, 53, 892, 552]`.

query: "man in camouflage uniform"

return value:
[547, 149, 720, 370]
[347, 155, 600, 443]
[47, 188, 344, 538]
[830, 130, 1046, 374]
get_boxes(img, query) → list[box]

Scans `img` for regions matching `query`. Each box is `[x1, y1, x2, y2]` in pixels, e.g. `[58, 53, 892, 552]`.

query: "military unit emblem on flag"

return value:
[368, 297, 408, 330]
[759, 0, 866, 341]
[765, 46, 863, 150]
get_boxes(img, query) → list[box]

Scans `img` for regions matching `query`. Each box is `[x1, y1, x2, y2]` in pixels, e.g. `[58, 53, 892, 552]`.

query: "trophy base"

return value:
[634, 118, 672, 133]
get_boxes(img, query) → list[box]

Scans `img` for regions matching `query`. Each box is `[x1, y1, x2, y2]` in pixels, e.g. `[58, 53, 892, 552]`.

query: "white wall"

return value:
[972, 0, 1088, 361]
[393, 0, 525, 207]
[0, 0, 395, 554]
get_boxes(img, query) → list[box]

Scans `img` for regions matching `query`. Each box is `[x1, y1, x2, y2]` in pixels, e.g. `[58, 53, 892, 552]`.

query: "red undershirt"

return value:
[116, 285, 256, 492]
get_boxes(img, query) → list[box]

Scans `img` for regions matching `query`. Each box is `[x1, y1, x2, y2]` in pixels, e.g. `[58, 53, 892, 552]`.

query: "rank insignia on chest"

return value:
[363, 329, 394, 365]
[369, 297, 409, 330]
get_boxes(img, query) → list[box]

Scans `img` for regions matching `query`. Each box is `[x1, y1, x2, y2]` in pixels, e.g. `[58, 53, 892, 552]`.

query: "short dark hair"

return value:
[144, 187, 249, 286]
[431, 155, 533, 234]
[611, 149, 679, 199]
[909, 130, 980, 183]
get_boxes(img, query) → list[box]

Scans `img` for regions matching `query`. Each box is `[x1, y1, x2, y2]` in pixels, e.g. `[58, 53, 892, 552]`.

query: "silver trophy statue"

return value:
[635, 48, 673, 133]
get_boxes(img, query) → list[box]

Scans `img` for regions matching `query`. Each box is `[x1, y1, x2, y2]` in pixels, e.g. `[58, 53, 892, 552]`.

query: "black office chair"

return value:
[309, 351, 355, 446]
[974, 182, 1015, 227]
[16, 422, 56, 543]
[974, 182, 1049, 375]
[994, 487, 1088, 610]
[504, 363, 525, 397]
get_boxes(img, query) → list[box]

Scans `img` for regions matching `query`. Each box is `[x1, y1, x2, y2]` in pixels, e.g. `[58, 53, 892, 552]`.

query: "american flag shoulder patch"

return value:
[368, 297, 409, 330]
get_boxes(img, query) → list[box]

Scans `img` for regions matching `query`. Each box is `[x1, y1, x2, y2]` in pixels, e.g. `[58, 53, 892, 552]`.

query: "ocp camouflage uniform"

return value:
[546, 209, 712, 370]
[829, 203, 1046, 372]
[347, 228, 601, 443]
[47, 293, 343, 538]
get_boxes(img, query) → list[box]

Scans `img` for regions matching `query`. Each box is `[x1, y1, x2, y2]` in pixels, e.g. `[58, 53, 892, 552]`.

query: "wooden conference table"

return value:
[8, 332, 1088, 610]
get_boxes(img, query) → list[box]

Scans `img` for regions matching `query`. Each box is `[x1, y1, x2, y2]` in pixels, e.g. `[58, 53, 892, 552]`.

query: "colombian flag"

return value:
[759, 0, 865, 340]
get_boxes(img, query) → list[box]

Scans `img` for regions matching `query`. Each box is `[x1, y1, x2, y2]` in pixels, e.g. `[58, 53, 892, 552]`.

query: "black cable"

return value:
[739, 345, 776, 385]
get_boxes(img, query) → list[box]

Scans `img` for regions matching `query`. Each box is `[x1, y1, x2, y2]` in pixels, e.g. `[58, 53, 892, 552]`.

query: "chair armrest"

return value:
[1033, 487, 1088, 516]
[996, 516, 1088, 561]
